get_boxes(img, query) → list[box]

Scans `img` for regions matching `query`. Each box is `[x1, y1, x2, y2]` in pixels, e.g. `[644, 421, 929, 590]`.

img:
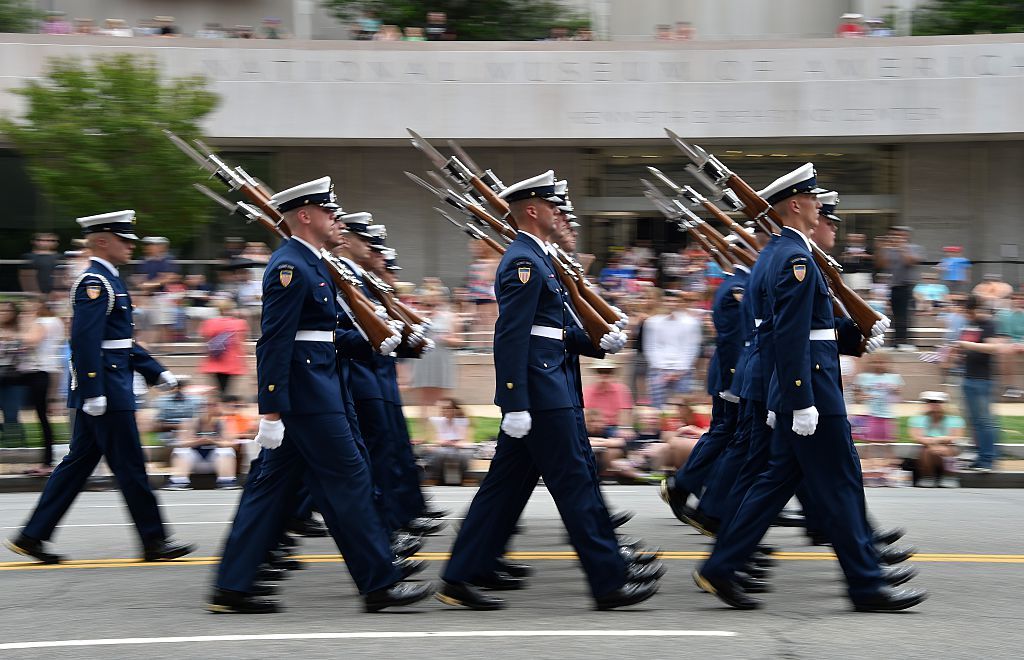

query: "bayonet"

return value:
[447, 140, 485, 176]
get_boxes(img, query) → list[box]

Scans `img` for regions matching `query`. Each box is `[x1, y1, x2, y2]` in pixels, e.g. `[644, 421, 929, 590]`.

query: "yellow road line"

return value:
[3, 551, 1024, 571]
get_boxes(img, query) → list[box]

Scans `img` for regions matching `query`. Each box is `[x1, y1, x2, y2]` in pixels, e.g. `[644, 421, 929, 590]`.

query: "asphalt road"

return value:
[0, 486, 1021, 659]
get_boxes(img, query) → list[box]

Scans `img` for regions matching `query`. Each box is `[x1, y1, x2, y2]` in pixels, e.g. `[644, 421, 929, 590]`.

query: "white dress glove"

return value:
[82, 396, 107, 417]
[419, 337, 436, 354]
[599, 331, 628, 354]
[157, 371, 178, 390]
[792, 406, 819, 436]
[255, 417, 285, 450]
[610, 306, 629, 330]
[374, 305, 389, 320]
[766, 410, 776, 429]
[865, 336, 885, 353]
[719, 390, 740, 403]
[405, 323, 426, 348]
[379, 334, 402, 355]
[871, 316, 891, 337]
[386, 319, 404, 335]
[501, 411, 532, 438]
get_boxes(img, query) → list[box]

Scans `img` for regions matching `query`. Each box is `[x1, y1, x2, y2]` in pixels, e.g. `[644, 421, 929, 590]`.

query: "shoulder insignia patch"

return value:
[279, 269, 293, 287]
[517, 266, 531, 284]
[792, 264, 806, 282]
[86, 284, 102, 300]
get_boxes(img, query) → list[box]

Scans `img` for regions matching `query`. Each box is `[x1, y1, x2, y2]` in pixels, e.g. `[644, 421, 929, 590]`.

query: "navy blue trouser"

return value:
[701, 414, 884, 602]
[353, 398, 405, 532]
[387, 401, 426, 523]
[698, 398, 754, 522]
[673, 396, 738, 495]
[444, 407, 626, 598]
[23, 410, 165, 544]
[216, 413, 400, 595]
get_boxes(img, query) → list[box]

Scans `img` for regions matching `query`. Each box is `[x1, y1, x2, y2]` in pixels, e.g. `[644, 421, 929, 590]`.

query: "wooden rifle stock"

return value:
[552, 257, 613, 351]
[469, 178, 511, 219]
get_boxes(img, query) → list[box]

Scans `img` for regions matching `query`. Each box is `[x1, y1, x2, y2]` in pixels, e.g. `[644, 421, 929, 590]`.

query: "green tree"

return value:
[0, 0, 40, 33]
[322, 0, 588, 41]
[0, 55, 219, 247]
[912, 0, 1024, 35]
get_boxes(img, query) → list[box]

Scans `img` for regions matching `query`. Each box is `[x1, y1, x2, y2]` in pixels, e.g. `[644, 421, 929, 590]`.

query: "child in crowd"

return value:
[854, 352, 904, 485]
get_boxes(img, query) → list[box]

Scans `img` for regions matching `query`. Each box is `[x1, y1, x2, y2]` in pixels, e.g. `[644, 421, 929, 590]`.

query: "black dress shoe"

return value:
[269, 557, 303, 571]
[436, 581, 505, 610]
[471, 570, 525, 591]
[365, 582, 434, 613]
[882, 564, 918, 587]
[741, 563, 770, 580]
[774, 509, 807, 528]
[143, 538, 196, 562]
[692, 570, 761, 610]
[680, 506, 720, 538]
[249, 582, 278, 597]
[256, 566, 288, 582]
[609, 510, 634, 528]
[621, 546, 661, 565]
[395, 558, 426, 579]
[878, 545, 915, 565]
[659, 478, 690, 523]
[494, 557, 532, 578]
[5, 534, 64, 564]
[750, 551, 776, 568]
[207, 588, 279, 614]
[391, 534, 423, 559]
[873, 527, 906, 546]
[403, 517, 446, 536]
[756, 544, 777, 556]
[286, 517, 329, 538]
[594, 580, 659, 610]
[626, 560, 666, 583]
[617, 536, 644, 550]
[737, 574, 773, 594]
[852, 586, 928, 612]
[420, 507, 449, 519]
[808, 531, 831, 546]
[278, 535, 300, 551]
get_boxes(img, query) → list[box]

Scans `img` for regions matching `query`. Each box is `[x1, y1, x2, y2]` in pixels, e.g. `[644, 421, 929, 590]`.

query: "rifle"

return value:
[407, 129, 511, 220]
[169, 132, 399, 352]
[665, 129, 883, 339]
[436, 207, 508, 257]
[644, 190, 734, 275]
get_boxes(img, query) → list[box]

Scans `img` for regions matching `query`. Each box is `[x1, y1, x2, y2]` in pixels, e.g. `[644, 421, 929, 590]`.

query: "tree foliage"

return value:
[321, 0, 587, 40]
[912, 0, 1024, 35]
[0, 55, 219, 247]
[0, 0, 39, 33]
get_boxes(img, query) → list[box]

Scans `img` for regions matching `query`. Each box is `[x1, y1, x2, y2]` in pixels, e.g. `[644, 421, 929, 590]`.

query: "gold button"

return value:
[795, 379, 802, 386]
[506, 383, 514, 390]
[268, 385, 275, 392]
[87, 372, 96, 378]
[730, 368, 736, 373]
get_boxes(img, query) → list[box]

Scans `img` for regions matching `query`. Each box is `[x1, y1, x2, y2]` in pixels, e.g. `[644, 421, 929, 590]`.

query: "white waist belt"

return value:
[295, 330, 334, 342]
[810, 329, 837, 341]
[530, 325, 564, 341]
[101, 339, 132, 350]
[754, 318, 763, 327]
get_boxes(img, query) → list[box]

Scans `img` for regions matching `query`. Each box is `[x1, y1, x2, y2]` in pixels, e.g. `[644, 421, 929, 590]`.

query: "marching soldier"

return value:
[207, 177, 432, 614]
[6, 211, 194, 564]
[436, 171, 659, 611]
[693, 165, 927, 612]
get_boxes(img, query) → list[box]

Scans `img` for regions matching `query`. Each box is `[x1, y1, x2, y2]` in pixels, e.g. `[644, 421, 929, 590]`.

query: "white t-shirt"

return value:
[23, 317, 66, 374]
[428, 416, 470, 444]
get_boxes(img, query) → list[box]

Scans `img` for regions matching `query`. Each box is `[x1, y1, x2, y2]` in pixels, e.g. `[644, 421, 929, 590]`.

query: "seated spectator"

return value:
[73, 18, 95, 35]
[853, 352, 904, 485]
[673, 21, 695, 40]
[973, 273, 1013, 310]
[403, 26, 426, 41]
[609, 406, 668, 482]
[424, 399, 474, 485]
[583, 363, 633, 432]
[221, 395, 257, 465]
[152, 377, 203, 445]
[374, 24, 402, 41]
[654, 24, 673, 40]
[836, 13, 866, 37]
[995, 291, 1024, 398]
[355, 10, 381, 40]
[584, 407, 626, 477]
[425, 12, 448, 40]
[99, 19, 133, 37]
[908, 391, 964, 487]
[164, 398, 240, 490]
[155, 16, 180, 37]
[195, 23, 227, 39]
[660, 395, 710, 469]
[41, 12, 73, 35]
[913, 270, 950, 318]
[261, 17, 287, 39]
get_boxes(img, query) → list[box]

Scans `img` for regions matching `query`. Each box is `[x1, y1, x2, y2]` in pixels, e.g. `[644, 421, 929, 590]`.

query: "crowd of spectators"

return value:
[40, 11, 288, 40]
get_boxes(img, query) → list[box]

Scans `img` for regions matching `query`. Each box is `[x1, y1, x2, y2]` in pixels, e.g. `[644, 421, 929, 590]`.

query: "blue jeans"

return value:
[0, 378, 24, 428]
[962, 377, 998, 468]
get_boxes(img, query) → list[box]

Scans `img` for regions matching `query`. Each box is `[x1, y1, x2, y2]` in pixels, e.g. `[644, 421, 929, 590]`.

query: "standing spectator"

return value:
[973, 273, 1013, 310]
[673, 21, 695, 40]
[836, 13, 866, 37]
[355, 10, 381, 39]
[0, 301, 26, 445]
[875, 226, 923, 350]
[583, 363, 634, 432]
[411, 288, 461, 413]
[839, 233, 873, 292]
[937, 246, 971, 294]
[424, 398, 474, 485]
[156, 16, 180, 37]
[853, 352, 904, 484]
[425, 12, 448, 40]
[654, 24, 673, 40]
[630, 286, 660, 403]
[40, 11, 73, 35]
[19, 233, 61, 295]
[17, 300, 65, 474]
[465, 239, 498, 334]
[954, 295, 1011, 472]
[995, 291, 1024, 398]
[135, 236, 180, 289]
[913, 271, 950, 318]
[164, 398, 240, 490]
[908, 391, 964, 487]
[198, 299, 249, 397]
[261, 17, 287, 39]
[642, 290, 703, 409]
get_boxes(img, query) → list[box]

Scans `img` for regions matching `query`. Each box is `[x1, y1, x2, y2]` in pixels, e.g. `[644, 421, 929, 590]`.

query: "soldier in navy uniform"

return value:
[207, 177, 432, 614]
[693, 165, 927, 613]
[436, 171, 659, 611]
[6, 211, 194, 564]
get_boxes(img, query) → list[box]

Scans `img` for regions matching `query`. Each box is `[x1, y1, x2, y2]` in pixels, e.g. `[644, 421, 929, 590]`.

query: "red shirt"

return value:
[199, 316, 249, 375]
[583, 381, 634, 427]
